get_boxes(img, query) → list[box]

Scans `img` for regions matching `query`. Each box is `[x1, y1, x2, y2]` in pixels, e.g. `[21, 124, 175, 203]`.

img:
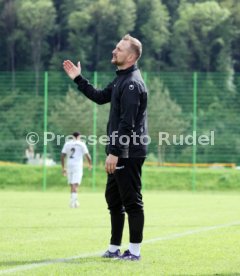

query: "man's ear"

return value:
[128, 53, 136, 63]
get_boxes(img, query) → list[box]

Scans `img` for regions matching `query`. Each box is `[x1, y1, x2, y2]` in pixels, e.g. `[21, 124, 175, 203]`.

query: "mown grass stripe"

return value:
[0, 221, 239, 275]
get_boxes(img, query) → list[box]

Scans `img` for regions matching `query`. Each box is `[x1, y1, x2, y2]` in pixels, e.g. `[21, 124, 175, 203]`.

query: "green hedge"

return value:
[0, 165, 240, 191]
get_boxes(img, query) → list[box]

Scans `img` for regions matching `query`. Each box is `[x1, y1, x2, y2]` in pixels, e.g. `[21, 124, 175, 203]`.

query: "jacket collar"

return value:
[116, 64, 138, 75]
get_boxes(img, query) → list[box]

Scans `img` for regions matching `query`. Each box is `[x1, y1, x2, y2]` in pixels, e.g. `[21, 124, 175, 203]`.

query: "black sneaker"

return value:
[119, 250, 141, 261]
[102, 249, 121, 258]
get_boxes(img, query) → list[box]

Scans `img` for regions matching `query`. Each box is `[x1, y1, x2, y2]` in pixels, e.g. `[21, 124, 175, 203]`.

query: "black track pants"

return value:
[105, 157, 145, 245]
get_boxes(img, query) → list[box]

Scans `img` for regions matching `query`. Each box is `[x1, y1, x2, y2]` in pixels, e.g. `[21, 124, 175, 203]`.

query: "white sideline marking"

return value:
[0, 221, 239, 275]
[142, 221, 240, 244]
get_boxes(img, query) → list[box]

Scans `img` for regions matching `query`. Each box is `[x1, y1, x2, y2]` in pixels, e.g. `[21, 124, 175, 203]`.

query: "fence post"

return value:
[92, 72, 98, 191]
[192, 72, 198, 191]
[43, 71, 48, 191]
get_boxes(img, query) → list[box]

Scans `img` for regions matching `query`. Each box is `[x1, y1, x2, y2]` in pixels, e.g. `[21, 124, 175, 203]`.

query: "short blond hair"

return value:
[122, 34, 142, 61]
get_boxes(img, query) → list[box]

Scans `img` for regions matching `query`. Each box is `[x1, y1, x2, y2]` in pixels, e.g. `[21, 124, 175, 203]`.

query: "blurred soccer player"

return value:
[61, 132, 92, 208]
[63, 34, 148, 260]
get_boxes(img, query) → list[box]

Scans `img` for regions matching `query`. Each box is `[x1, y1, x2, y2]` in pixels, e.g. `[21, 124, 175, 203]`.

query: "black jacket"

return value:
[74, 64, 148, 158]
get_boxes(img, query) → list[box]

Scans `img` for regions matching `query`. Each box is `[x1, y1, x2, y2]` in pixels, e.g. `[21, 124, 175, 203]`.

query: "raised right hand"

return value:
[63, 60, 81, 80]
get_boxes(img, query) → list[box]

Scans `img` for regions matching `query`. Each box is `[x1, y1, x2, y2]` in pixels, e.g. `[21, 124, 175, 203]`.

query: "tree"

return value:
[134, 0, 170, 70]
[162, 0, 181, 24]
[170, 1, 236, 120]
[49, 88, 94, 158]
[217, 0, 240, 72]
[18, 0, 56, 94]
[49, 88, 93, 135]
[49, 0, 80, 70]
[0, 90, 44, 162]
[0, 0, 20, 89]
[196, 98, 240, 163]
[171, 1, 233, 72]
[147, 77, 189, 163]
[67, 0, 136, 71]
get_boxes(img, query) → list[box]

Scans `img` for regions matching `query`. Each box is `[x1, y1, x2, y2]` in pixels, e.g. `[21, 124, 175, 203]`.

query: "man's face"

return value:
[111, 40, 132, 66]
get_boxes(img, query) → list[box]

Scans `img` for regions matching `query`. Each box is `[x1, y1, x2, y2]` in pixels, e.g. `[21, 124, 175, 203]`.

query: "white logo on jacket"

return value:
[129, 84, 134, 90]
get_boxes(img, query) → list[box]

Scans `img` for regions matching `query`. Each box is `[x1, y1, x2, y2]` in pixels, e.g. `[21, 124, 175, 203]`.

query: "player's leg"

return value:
[102, 173, 125, 258]
[70, 172, 82, 208]
[67, 171, 74, 208]
[67, 169, 82, 208]
[114, 157, 145, 260]
[70, 183, 79, 208]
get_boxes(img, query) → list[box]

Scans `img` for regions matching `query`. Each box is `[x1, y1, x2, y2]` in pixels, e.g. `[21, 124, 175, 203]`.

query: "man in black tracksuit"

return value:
[63, 34, 148, 261]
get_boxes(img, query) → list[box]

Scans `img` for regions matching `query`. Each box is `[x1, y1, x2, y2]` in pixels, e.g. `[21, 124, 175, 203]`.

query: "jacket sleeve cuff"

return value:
[73, 75, 83, 84]
[108, 147, 121, 157]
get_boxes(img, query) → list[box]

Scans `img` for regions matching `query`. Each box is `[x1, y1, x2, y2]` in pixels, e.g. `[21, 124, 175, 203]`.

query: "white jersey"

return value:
[61, 140, 89, 173]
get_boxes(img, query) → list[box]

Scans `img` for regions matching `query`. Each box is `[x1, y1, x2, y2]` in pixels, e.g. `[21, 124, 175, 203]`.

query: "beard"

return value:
[111, 56, 123, 66]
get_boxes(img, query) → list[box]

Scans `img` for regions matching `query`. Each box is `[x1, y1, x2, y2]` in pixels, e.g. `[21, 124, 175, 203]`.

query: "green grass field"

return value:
[1, 165, 240, 191]
[0, 191, 240, 275]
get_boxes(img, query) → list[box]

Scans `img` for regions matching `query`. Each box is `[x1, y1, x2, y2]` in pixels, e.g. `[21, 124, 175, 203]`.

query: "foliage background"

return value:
[0, 0, 240, 165]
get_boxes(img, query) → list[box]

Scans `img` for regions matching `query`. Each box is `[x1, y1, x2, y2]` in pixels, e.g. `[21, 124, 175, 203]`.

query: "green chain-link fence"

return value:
[0, 71, 239, 188]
